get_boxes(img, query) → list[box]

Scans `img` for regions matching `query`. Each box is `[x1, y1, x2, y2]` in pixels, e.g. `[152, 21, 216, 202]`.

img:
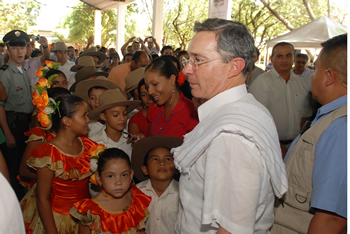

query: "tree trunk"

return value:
[327, 0, 331, 17]
[302, 0, 316, 20]
[260, 0, 294, 31]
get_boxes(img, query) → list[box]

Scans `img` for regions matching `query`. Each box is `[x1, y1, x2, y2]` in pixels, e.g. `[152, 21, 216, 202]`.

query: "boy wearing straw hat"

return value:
[131, 135, 183, 234]
[88, 89, 140, 157]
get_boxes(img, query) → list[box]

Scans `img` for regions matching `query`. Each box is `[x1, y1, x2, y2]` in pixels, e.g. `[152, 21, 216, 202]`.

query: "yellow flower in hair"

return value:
[89, 144, 106, 158]
[44, 60, 54, 68]
[37, 78, 50, 89]
[36, 66, 44, 77]
[33, 91, 49, 111]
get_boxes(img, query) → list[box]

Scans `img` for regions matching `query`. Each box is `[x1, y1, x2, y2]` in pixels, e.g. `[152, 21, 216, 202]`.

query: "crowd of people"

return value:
[0, 17, 347, 234]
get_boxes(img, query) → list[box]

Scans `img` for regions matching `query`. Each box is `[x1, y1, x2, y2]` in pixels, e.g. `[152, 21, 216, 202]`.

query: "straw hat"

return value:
[70, 56, 102, 72]
[125, 68, 145, 93]
[53, 42, 68, 51]
[69, 66, 109, 92]
[88, 89, 141, 120]
[75, 76, 124, 103]
[131, 135, 183, 182]
[76, 46, 106, 64]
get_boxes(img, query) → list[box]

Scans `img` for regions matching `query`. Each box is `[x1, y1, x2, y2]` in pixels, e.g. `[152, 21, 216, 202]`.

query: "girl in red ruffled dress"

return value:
[21, 94, 98, 234]
[70, 148, 151, 234]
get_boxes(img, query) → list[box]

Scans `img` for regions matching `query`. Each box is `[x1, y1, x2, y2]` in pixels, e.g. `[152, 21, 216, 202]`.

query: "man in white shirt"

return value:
[292, 53, 314, 90]
[249, 42, 312, 154]
[246, 47, 265, 87]
[172, 18, 288, 234]
[54, 42, 75, 84]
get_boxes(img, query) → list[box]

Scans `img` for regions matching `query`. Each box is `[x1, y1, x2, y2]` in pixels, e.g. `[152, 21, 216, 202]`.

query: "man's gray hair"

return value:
[193, 18, 255, 75]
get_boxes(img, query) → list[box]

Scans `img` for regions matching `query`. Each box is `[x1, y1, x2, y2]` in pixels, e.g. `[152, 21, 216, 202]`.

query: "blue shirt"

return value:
[285, 95, 347, 218]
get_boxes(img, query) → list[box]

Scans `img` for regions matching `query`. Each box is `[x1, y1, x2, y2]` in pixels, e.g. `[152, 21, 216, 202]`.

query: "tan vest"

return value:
[271, 105, 347, 234]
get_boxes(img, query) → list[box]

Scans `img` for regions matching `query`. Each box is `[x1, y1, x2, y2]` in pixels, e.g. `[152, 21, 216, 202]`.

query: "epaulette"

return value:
[0, 65, 8, 71]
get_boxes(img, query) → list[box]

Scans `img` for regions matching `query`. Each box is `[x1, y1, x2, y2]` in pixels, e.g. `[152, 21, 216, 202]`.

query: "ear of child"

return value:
[141, 165, 149, 176]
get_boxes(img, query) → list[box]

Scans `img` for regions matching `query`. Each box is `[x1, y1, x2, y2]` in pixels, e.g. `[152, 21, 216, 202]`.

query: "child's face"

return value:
[88, 88, 106, 110]
[96, 158, 134, 199]
[68, 102, 90, 136]
[140, 84, 153, 107]
[100, 106, 128, 132]
[142, 147, 176, 182]
[51, 74, 68, 89]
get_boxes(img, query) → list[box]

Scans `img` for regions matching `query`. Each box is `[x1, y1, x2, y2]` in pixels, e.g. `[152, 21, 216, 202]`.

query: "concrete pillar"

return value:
[152, 0, 163, 47]
[116, 2, 127, 55]
[94, 10, 102, 46]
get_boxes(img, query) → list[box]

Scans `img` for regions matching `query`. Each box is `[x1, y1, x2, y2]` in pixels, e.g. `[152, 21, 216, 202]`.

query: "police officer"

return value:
[0, 30, 33, 200]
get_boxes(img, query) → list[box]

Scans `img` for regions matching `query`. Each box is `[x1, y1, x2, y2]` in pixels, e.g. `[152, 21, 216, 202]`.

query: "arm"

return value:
[19, 140, 41, 180]
[0, 150, 10, 182]
[39, 37, 50, 64]
[120, 37, 135, 57]
[36, 167, 58, 234]
[0, 105, 15, 148]
[139, 38, 149, 54]
[153, 38, 160, 52]
[217, 226, 231, 234]
[84, 36, 93, 50]
[78, 221, 91, 234]
[308, 209, 347, 234]
[0, 81, 6, 100]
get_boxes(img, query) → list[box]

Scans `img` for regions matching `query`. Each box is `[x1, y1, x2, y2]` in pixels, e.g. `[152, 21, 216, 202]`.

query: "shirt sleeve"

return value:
[248, 75, 269, 107]
[202, 132, 264, 233]
[311, 118, 347, 218]
[0, 70, 9, 105]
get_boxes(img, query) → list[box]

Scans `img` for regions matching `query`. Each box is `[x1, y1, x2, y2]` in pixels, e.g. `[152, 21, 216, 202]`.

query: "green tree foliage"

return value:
[124, 3, 139, 42]
[0, 0, 41, 33]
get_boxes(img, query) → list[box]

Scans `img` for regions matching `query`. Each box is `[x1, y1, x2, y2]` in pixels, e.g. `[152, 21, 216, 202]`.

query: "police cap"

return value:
[3, 30, 29, 47]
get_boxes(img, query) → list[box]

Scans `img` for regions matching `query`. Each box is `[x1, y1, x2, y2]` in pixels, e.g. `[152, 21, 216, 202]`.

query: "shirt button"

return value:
[156, 218, 160, 221]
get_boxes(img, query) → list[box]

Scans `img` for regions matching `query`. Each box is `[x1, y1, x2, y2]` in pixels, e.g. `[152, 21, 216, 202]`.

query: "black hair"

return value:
[272, 42, 295, 56]
[176, 51, 188, 61]
[68, 46, 74, 49]
[98, 148, 131, 174]
[88, 86, 108, 97]
[151, 54, 159, 60]
[123, 53, 133, 62]
[132, 51, 147, 63]
[162, 55, 180, 71]
[161, 45, 173, 55]
[44, 69, 67, 80]
[52, 95, 86, 132]
[47, 87, 71, 100]
[31, 49, 42, 58]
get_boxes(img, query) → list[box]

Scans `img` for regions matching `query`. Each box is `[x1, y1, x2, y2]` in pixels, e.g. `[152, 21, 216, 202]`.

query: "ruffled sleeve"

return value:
[70, 184, 151, 233]
[24, 127, 55, 143]
[27, 137, 98, 180]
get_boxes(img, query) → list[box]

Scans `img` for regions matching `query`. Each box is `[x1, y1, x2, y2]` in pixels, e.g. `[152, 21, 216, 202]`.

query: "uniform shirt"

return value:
[137, 179, 179, 234]
[0, 172, 25, 234]
[175, 85, 281, 233]
[147, 93, 199, 139]
[284, 95, 347, 218]
[89, 125, 132, 158]
[22, 56, 42, 86]
[0, 60, 34, 113]
[58, 60, 75, 89]
[293, 67, 314, 90]
[107, 63, 131, 92]
[249, 67, 312, 141]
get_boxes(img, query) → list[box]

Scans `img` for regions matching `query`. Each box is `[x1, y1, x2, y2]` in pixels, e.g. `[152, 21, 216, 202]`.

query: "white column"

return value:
[94, 10, 102, 46]
[152, 0, 163, 47]
[116, 2, 127, 56]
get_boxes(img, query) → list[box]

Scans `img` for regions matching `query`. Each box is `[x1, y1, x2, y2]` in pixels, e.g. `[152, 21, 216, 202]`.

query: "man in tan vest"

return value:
[271, 34, 347, 233]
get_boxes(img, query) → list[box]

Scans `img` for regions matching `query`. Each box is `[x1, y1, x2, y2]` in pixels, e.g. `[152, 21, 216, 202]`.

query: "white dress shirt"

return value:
[22, 56, 42, 86]
[293, 67, 314, 90]
[88, 121, 104, 138]
[137, 179, 179, 234]
[89, 125, 132, 158]
[173, 85, 287, 234]
[248, 67, 312, 141]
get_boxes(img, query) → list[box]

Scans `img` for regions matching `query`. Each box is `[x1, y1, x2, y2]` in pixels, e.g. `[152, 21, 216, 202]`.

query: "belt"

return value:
[280, 139, 294, 145]
[5, 111, 31, 124]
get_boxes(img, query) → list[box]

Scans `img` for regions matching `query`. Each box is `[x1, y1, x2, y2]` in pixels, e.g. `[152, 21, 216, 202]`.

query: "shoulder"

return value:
[81, 136, 99, 148]
[136, 179, 149, 190]
[0, 65, 8, 71]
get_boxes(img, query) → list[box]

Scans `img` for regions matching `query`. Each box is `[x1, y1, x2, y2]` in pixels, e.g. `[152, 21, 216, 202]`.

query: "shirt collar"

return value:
[312, 95, 347, 125]
[145, 179, 178, 196]
[270, 67, 297, 82]
[198, 84, 247, 122]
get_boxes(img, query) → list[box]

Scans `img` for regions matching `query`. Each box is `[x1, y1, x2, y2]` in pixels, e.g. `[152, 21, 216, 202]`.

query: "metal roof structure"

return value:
[80, 0, 135, 11]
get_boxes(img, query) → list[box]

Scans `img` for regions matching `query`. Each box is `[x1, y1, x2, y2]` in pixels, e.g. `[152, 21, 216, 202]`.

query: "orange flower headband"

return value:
[32, 61, 62, 129]
[89, 144, 107, 185]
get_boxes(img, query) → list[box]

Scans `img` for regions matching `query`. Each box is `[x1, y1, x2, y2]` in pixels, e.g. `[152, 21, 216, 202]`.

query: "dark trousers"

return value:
[0, 112, 30, 201]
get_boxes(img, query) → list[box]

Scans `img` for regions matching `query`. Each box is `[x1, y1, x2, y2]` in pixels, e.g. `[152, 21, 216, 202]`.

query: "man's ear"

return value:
[141, 165, 149, 176]
[228, 57, 245, 78]
[325, 69, 336, 86]
[99, 112, 106, 121]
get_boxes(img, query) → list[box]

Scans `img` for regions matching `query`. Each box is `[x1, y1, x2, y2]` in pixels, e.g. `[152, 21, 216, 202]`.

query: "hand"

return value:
[128, 37, 136, 43]
[38, 36, 48, 47]
[139, 38, 145, 44]
[5, 133, 16, 148]
[87, 36, 94, 45]
[127, 133, 145, 144]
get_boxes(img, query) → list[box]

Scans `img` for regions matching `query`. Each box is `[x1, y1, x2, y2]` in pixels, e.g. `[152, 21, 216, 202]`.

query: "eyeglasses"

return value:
[182, 57, 223, 70]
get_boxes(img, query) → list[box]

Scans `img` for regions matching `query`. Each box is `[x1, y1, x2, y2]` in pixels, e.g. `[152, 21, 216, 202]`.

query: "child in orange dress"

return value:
[70, 148, 151, 234]
[20, 94, 98, 234]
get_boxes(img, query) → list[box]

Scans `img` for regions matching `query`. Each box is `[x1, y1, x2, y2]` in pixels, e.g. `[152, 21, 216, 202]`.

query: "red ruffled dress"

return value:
[20, 137, 97, 234]
[70, 184, 151, 234]
[17, 127, 56, 188]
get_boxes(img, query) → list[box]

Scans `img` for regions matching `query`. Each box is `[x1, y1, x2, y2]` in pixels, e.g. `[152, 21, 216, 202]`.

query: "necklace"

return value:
[153, 111, 174, 136]
[101, 189, 115, 200]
